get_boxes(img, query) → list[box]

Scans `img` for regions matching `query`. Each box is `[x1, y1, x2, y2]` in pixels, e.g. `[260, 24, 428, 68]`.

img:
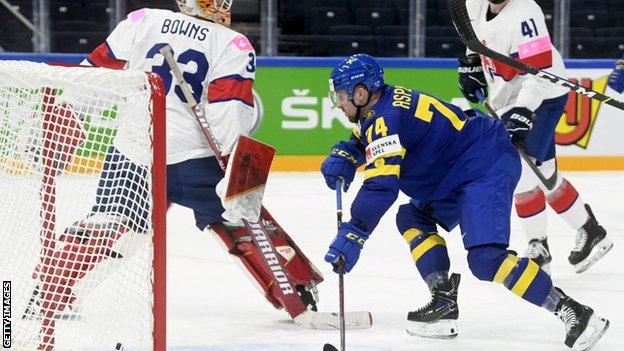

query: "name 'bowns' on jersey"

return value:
[348, 85, 514, 233]
[83, 8, 257, 165]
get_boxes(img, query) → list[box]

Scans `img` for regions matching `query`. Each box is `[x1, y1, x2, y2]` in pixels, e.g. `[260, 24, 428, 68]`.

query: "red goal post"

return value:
[0, 61, 166, 351]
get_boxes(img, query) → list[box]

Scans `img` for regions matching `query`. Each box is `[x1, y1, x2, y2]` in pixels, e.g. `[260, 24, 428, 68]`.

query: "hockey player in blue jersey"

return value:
[320, 54, 609, 350]
[608, 56, 624, 93]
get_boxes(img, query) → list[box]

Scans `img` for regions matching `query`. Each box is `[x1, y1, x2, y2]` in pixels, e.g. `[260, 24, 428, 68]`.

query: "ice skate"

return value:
[555, 295, 609, 351]
[406, 273, 460, 339]
[525, 237, 552, 275]
[569, 204, 613, 273]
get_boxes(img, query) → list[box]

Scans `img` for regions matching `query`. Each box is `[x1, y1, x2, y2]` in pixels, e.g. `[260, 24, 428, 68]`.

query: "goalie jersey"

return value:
[84, 8, 257, 164]
[466, 0, 568, 113]
[347, 85, 514, 233]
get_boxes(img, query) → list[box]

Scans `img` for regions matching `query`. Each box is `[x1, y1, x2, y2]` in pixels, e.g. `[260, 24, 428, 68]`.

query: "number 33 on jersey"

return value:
[83, 7, 256, 161]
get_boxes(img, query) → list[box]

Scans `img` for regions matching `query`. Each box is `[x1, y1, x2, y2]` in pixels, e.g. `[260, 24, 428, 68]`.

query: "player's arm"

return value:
[81, 8, 149, 68]
[320, 128, 366, 191]
[350, 115, 405, 234]
[509, 9, 557, 111]
[324, 114, 405, 273]
[202, 35, 256, 155]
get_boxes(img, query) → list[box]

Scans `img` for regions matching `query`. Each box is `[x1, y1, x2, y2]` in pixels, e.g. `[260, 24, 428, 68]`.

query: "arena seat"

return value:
[571, 37, 604, 58]
[329, 24, 374, 36]
[426, 36, 465, 58]
[571, 10, 609, 30]
[354, 8, 397, 29]
[379, 36, 409, 57]
[52, 31, 108, 53]
[375, 25, 408, 36]
[307, 7, 351, 35]
[325, 36, 378, 56]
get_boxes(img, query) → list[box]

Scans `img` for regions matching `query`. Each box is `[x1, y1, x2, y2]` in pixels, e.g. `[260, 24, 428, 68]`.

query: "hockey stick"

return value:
[324, 179, 346, 351]
[475, 91, 558, 190]
[159, 45, 309, 319]
[159, 45, 372, 329]
[447, 0, 624, 111]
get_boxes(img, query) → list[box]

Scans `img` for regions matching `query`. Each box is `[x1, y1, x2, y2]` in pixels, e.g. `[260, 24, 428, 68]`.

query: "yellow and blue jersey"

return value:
[349, 84, 513, 233]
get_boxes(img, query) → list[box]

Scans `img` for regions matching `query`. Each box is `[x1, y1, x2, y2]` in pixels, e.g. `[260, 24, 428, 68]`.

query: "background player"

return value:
[321, 53, 608, 350]
[29, 0, 322, 323]
[608, 54, 624, 93]
[458, 0, 612, 274]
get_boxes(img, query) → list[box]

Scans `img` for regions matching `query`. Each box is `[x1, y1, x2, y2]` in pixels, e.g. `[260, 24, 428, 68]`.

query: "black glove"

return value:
[458, 54, 488, 103]
[502, 107, 535, 148]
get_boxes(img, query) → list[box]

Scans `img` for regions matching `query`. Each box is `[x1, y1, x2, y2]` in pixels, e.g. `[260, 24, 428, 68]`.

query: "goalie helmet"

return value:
[328, 53, 385, 108]
[176, 0, 233, 27]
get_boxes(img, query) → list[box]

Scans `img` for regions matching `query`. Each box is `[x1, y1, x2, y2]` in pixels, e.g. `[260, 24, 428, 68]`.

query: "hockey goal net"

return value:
[0, 61, 166, 351]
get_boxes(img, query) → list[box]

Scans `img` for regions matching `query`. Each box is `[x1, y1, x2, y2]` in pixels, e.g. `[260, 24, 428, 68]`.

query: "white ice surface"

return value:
[167, 172, 624, 351]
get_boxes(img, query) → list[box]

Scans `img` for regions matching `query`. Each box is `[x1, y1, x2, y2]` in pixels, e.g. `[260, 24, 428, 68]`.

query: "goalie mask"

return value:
[176, 0, 233, 27]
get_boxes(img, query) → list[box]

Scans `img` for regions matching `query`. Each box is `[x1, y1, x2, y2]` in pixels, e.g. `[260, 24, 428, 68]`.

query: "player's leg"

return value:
[397, 199, 460, 338]
[530, 95, 612, 273]
[27, 146, 152, 318]
[168, 156, 322, 318]
[513, 161, 552, 273]
[510, 96, 572, 273]
[461, 148, 609, 350]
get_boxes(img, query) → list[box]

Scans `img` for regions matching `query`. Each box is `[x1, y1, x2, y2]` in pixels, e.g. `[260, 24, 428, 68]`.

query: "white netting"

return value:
[0, 61, 163, 351]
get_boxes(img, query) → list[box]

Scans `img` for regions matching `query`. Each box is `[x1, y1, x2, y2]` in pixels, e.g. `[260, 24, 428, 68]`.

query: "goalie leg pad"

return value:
[33, 214, 142, 315]
[210, 219, 323, 316]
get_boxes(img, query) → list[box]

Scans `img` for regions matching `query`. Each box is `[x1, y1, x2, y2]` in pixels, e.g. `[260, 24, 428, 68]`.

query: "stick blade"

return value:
[294, 310, 373, 330]
[323, 344, 339, 351]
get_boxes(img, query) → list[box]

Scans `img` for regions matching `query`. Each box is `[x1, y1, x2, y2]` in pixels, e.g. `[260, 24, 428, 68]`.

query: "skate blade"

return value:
[572, 314, 609, 351]
[574, 238, 613, 273]
[406, 319, 458, 339]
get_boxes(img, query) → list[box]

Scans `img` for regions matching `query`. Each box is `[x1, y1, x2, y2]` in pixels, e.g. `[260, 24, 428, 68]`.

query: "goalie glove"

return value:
[502, 107, 534, 149]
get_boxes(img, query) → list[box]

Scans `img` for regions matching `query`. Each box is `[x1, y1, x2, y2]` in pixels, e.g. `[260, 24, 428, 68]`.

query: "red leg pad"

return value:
[35, 223, 130, 314]
[211, 220, 323, 314]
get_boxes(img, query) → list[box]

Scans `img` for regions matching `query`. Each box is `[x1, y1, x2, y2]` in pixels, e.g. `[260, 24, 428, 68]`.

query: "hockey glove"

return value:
[608, 59, 624, 93]
[502, 107, 535, 149]
[458, 54, 488, 103]
[325, 222, 369, 274]
[321, 140, 365, 191]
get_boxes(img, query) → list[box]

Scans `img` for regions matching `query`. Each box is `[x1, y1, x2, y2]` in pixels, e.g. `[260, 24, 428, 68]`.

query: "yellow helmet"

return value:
[176, 0, 233, 27]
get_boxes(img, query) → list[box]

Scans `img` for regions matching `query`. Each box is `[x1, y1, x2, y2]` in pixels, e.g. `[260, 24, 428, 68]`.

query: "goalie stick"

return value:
[475, 91, 558, 190]
[447, 0, 624, 111]
[159, 45, 372, 330]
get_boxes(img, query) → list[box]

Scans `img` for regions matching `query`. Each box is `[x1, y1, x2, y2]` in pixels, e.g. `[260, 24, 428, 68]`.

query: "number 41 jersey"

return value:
[466, 0, 568, 113]
[84, 8, 257, 164]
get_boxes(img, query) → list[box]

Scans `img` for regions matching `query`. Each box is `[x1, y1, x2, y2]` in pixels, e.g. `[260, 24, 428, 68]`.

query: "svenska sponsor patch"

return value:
[365, 134, 401, 164]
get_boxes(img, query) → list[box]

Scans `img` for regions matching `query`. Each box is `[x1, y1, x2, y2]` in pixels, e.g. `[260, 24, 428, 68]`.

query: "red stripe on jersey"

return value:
[547, 179, 579, 214]
[515, 187, 546, 218]
[208, 75, 254, 106]
[520, 50, 553, 70]
[483, 50, 553, 82]
[87, 43, 126, 70]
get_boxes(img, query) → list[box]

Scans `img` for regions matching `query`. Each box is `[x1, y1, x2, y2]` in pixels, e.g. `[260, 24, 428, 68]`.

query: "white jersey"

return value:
[466, 0, 568, 114]
[84, 8, 256, 164]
